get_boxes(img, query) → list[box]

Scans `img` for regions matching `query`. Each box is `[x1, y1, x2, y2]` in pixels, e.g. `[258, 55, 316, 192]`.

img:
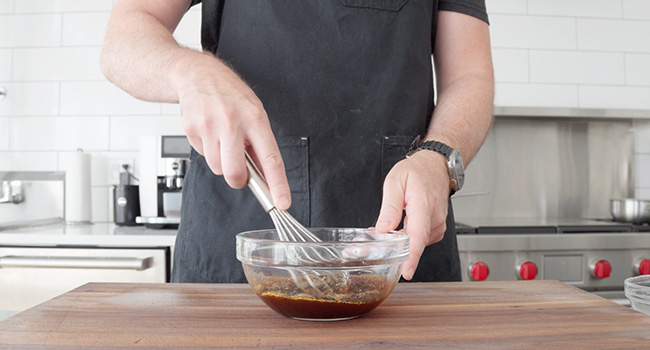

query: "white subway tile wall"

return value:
[0, 152, 58, 172]
[527, 0, 622, 18]
[495, 83, 578, 107]
[0, 49, 10, 81]
[13, 47, 104, 81]
[578, 19, 650, 53]
[0, 1, 649, 220]
[14, 0, 113, 13]
[0, 83, 60, 116]
[10, 116, 110, 151]
[485, 0, 526, 15]
[173, 9, 202, 48]
[92, 187, 110, 222]
[0, 14, 62, 47]
[492, 49, 528, 83]
[161, 103, 182, 115]
[60, 82, 160, 115]
[0, 0, 13, 13]
[623, 0, 650, 21]
[109, 116, 184, 151]
[62, 13, 111, 46]
[626, 54, 650, 86]
[489, 15, 577, 50]
[0, 118, 8, 150]
[529, 51, 625, 85]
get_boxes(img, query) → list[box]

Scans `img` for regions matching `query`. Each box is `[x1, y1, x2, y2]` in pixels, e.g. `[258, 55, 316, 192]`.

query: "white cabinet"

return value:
[0, 246, 169, 312]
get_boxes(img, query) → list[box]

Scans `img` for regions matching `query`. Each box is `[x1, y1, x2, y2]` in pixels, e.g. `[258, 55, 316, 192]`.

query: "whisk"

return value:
[245, 152, 345, 293]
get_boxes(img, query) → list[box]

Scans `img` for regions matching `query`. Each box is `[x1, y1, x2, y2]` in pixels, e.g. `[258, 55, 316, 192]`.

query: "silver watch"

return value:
[406, 136, 465, 193]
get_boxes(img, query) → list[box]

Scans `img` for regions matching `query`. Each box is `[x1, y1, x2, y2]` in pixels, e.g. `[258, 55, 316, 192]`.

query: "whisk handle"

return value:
[245, 151, 275, 213]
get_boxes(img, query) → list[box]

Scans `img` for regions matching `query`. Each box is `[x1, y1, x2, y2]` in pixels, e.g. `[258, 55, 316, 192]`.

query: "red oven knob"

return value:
[470, 262, 489, 281]
[592, 260, 612, 279]
[518, 261, 538, 280]
[636, 259, 650, 275]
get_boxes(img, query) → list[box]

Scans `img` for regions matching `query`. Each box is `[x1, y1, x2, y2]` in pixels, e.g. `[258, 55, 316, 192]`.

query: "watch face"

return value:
[450, 150, 464, 191]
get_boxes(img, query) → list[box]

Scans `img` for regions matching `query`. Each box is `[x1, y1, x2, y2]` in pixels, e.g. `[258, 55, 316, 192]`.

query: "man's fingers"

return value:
[400, 232, 428, 281]
[201, 136, 223, 176]
[375, 175, 405, 233]
[259, 150, 291, 210]
[218, 127, 249, 188]
[400, 199, 432, 280]
[248, 142, 289, 210]
[186, 135, 204, 157]
[248, 122, 290, 210]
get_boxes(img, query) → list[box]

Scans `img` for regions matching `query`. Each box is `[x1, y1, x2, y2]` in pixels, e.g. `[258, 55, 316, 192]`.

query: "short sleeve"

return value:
[439, 0, 489, 24]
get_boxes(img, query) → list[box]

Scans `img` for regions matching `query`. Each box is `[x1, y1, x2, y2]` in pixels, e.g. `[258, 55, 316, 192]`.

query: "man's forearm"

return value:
[100, 1, 204, 103]
[425, 10, 494, 168]
[424, 71, 494, 167]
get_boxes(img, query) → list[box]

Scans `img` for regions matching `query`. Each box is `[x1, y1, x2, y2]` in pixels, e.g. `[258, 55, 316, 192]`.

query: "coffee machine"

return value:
[137, 135, 191, 229]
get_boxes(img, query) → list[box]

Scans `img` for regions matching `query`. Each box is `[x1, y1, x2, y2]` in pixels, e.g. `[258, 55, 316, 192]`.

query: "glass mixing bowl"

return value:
[236, 228, 409, 321]
[625, 275, 650, 316]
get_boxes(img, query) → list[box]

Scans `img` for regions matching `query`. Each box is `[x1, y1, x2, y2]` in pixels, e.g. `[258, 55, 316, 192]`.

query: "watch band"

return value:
[405, 135, 464, 196]
[417, 141, 453, 160]
[406, 135, 451, 160]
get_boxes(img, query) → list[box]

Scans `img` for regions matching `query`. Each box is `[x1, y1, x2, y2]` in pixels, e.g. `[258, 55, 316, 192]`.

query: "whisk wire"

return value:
[246, 152, 347, 296]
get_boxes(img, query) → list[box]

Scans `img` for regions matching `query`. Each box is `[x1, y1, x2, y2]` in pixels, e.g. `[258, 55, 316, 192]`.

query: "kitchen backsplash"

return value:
[0, 0, 649, 222]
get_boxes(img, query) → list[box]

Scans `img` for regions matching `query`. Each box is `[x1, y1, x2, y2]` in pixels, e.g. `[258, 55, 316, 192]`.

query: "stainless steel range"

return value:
[450, 109, 650, 306]
[456, 218, 650, 305]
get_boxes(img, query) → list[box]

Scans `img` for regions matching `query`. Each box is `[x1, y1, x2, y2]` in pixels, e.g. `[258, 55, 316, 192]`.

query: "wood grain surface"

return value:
[1, 280, 649, 349]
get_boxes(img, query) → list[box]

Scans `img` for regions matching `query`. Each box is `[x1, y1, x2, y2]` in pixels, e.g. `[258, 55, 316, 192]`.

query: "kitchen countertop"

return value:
[0, 222, 177, 247]
[1, 280, 649, 349]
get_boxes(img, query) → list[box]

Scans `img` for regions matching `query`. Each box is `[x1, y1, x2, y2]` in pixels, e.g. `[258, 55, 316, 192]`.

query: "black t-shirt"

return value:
[189, 0, 489, 53]
[440, 0, 489, 23]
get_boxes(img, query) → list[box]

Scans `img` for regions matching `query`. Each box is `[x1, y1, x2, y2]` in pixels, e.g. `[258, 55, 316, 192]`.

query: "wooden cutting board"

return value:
[1, 280, 649, 349]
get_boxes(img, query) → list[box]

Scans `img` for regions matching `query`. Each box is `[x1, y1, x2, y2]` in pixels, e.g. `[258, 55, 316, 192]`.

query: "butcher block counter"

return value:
[1, 280, 649, 349]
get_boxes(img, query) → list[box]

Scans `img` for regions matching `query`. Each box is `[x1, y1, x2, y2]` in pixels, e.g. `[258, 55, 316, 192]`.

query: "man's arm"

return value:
[427, 10, 494, 165]
[100, 0, 191, 103]
[375, 11, 494, 280]
[100, 0, 291, 210]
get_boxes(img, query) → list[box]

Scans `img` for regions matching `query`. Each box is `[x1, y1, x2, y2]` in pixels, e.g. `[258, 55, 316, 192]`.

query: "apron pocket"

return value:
[381, 135, 413, 180]
[340, 0, 409, 11]
[277, 136, 310, 226]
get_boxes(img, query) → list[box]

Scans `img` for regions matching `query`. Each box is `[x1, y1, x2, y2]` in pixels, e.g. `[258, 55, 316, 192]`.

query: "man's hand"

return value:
[171, 52, 291, 210]
[101, 0, 292, 211]
[374, 150, 451, 280]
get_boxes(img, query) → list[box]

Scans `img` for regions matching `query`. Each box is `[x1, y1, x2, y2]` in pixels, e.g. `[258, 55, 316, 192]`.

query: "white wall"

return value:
[486, 0, 650, 199]
[0, 0, 649, 222]
[0, 0, 201, 221]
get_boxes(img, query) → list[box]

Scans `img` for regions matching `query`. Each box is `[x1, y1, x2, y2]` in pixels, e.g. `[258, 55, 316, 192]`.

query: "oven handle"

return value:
[0, 256, 152, 270]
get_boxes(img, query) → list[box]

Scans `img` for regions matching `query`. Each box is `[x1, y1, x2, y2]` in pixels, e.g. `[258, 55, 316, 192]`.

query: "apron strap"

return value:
[198, 0, 225, 52]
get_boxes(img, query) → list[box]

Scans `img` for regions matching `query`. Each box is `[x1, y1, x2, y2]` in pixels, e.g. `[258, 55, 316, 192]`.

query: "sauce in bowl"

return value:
[253, 274, 394, 320]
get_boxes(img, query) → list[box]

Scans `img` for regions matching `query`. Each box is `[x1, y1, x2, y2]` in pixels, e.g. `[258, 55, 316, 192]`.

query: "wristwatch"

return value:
[406, 136, 465, 194]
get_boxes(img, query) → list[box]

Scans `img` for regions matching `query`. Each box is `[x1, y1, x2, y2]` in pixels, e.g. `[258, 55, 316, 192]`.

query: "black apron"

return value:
[172, 0, 461, 283]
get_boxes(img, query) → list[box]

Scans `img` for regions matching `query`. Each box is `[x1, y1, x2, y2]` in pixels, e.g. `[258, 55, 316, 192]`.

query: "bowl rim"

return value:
[236, 227, 410, 267]
[625, 275, 650, 286]
[236, 227, 410, 245]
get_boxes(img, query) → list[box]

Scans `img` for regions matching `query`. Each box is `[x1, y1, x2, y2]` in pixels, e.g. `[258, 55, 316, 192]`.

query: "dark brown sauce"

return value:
[254, 274, 394, 320]
[259, 292, 386, 320]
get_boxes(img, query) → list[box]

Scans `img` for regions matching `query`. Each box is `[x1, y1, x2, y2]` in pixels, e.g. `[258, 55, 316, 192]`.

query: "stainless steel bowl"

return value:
[610, 198, 650, 224]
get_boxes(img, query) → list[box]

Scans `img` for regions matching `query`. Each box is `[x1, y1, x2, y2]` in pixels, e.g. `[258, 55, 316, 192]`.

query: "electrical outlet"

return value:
[108, 157, 135, 185]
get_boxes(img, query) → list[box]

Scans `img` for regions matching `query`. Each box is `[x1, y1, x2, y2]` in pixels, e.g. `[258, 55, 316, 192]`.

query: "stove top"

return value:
[455, 217, 650, 234]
